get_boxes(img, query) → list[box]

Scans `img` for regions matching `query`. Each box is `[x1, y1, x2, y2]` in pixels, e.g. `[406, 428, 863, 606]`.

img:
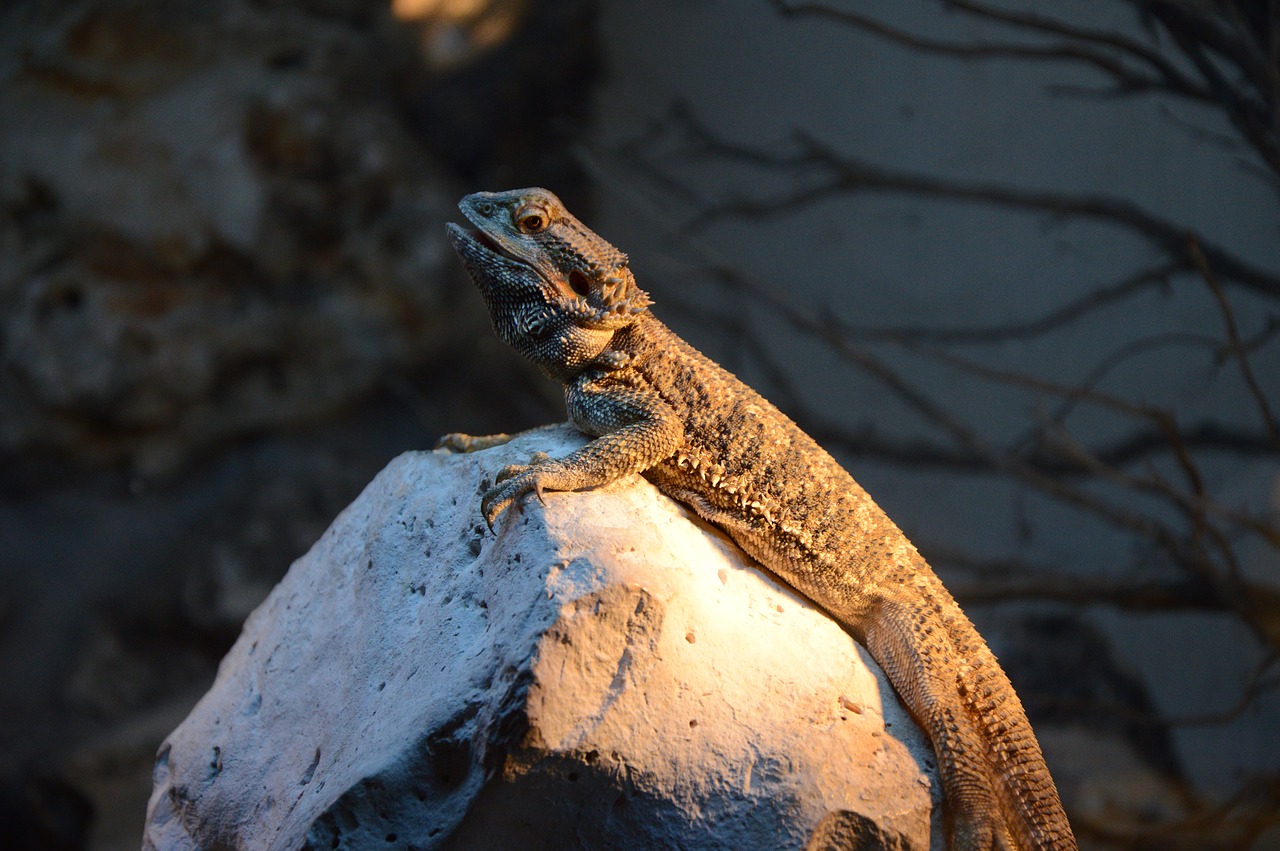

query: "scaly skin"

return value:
[441, 188, 1077, 850]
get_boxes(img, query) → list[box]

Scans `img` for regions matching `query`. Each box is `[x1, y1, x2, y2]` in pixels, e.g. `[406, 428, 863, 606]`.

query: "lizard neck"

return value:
[575, 313, 662, 379]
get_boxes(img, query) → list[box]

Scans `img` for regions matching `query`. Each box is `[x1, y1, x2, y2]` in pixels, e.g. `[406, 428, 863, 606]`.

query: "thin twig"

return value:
[1188, 235, 1280, 447]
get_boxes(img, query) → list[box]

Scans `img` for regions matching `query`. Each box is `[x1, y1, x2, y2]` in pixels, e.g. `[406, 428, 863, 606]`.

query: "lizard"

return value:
[439, 187, 1077, 851]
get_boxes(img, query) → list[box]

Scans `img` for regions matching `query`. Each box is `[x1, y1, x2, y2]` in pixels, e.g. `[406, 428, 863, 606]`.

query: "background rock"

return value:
[143, 426, 943, 850]
[0, 0, 457, 476]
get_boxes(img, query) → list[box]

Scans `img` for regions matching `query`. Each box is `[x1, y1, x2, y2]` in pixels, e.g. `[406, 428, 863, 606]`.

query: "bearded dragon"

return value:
[440, 187, 1076, 850]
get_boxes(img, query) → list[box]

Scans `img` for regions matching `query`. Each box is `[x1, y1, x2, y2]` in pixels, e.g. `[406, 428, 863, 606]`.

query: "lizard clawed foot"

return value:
[435, 432, 514, 453]
[481, 453, 556, 530]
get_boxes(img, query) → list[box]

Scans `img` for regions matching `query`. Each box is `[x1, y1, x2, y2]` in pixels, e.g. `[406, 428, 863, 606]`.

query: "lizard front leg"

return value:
[480, 374, 684, 528]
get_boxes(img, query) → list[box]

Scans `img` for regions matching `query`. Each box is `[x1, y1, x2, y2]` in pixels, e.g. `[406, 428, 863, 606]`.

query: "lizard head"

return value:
[447, 188, 652, 380]
[451, 187, 652, 331]
[447, 213, 620, 380]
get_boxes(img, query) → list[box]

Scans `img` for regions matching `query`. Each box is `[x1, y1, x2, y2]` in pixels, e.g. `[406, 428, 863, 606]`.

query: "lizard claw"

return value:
[481, 456, 556, 530]
[480, 492, 506, 532]
[480, 483, 516, 531]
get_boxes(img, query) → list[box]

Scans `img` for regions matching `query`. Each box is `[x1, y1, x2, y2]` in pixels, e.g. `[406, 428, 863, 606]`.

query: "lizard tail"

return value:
[860, 562, 1077, 851]
[950, 618, 1075, 850]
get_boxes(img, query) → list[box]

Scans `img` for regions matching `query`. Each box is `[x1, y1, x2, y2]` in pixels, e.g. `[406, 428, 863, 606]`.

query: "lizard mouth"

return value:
[445, 222, 526, 267]
[465, 228, 507, 257]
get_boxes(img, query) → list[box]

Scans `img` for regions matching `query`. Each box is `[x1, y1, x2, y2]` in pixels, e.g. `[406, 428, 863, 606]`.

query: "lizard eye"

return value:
[514, 204, 549, 234]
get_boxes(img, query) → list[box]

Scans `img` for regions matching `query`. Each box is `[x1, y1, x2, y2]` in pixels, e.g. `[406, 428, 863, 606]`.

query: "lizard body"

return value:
[442, 188, 1076, 850]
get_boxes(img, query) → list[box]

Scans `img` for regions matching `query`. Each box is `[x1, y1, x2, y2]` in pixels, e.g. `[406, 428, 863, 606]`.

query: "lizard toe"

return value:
[495, 453, 553, 485]
[495, 463, 531, 484]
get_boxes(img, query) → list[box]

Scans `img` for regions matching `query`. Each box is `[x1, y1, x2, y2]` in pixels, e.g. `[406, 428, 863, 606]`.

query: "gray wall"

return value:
[587, 0, 1279, 793]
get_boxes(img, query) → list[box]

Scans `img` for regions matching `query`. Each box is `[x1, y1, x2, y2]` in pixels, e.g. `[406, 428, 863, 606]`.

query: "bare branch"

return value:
[807, 417, 1277, 472]
[933, 548, 1225, 610]
[666, 111, 1280, 297]
[831, 262, 1181, 345]
[1188, 235, 1280, 446]
[768, 0, 1280, 178]
[768, 0, 1215, 101]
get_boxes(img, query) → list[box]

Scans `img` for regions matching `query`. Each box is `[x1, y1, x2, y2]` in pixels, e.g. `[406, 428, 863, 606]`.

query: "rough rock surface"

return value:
[143, 425, 942, 850]
[0, 0, 460, 476]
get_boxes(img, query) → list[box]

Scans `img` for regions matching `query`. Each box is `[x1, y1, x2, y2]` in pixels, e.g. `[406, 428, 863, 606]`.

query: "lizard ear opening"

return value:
[567, 269, 592, 298]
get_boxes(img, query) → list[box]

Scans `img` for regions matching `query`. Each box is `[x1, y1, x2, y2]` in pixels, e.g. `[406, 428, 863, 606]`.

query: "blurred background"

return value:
[0, 0, 1276, 847]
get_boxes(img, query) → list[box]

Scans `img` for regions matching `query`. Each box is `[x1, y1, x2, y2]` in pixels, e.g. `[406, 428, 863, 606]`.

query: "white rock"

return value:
[143, 425, 942, 850]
